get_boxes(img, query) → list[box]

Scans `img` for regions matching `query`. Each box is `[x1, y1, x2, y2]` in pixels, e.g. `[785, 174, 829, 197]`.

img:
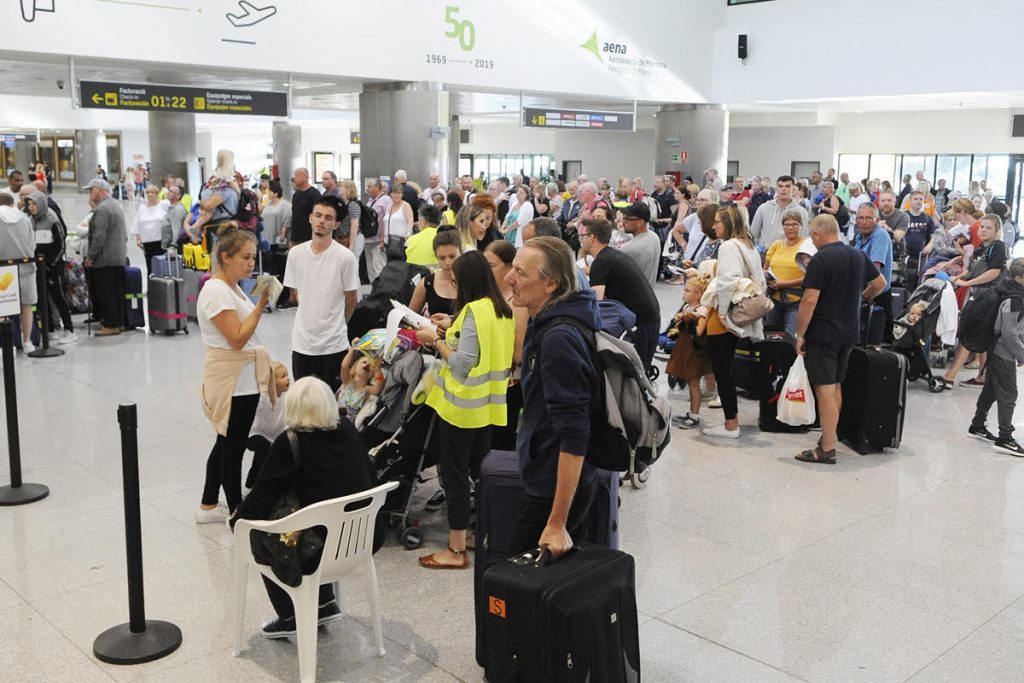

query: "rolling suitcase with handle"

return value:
[124, 266, 145, 329]
[147, 275, 188, 335]
[837, 346, 908, 454]
[474, 451, 620, 670]
[757, 332, 809, 433]
[482, 542, 641, 682]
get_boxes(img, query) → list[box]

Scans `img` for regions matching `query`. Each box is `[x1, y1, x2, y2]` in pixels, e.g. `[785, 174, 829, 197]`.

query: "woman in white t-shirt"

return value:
[196, 226, 272, 524]
[130, 184, 168, 276]
[383, 183, 413, 260]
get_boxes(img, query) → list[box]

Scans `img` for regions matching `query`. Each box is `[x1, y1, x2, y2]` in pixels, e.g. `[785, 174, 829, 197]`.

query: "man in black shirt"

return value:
[394, 169, 420, 222]
[580, 218, 660, 372]
[289, 168, 321, 245]
[795, 214, 886, 464]
[649, 175, 676, 231]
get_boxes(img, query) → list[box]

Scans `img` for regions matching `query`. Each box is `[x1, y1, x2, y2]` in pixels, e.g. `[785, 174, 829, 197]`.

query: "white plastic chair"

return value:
[233, 481, 399, 683]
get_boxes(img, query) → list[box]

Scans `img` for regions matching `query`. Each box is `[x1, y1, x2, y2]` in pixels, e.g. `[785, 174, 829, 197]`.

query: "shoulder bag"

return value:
[727, 242, 774, 327]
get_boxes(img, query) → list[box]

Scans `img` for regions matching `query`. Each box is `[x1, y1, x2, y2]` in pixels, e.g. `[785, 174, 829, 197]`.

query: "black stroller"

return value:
[359, 348, 440, 549]
[891, 278, 948, 393]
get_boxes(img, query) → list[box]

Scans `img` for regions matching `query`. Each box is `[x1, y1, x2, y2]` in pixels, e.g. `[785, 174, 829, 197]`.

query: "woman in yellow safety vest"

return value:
[415, 250, 515, 569]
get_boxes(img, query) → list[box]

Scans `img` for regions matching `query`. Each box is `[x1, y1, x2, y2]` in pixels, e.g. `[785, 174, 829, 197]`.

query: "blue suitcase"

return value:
[124, 266, 145, 329]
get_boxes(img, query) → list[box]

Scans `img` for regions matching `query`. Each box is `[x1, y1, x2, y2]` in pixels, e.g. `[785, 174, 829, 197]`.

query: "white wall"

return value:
[728, 125, 836, 178]
[712, 0, 1024, 103]
[835, 110, 1024, 154]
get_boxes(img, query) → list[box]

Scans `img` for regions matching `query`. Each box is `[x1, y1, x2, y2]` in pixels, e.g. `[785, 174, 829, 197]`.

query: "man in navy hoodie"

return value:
[505, 236, 601, 559]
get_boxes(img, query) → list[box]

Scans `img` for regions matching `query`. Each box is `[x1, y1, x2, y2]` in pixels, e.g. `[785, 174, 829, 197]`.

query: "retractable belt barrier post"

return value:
[28, 254, 63, 358]
[93, 404, 182, 665]
[0, 257, 49, 506]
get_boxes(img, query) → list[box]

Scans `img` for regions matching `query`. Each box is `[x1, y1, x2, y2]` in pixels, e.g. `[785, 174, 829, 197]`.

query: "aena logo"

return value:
[580, 30, 627, 63]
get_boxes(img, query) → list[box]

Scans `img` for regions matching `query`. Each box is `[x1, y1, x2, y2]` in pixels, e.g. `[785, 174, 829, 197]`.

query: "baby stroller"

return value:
[891, 278, 947, 393]
[359, 348, 440, 549]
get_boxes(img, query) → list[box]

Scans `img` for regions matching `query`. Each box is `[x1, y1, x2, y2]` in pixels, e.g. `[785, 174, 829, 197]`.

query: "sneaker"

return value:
[55, 331, 77, 345]
[21, 339, 35, 353]
[968, 425, 997, 442]
[424, 488, 446, 511]
[673, 413, 701, 429]
[260, 616, 296, 639]
[318, 601, 343, 626]
[994, 437, 1024, 457]
[708, 394, 722, 409]
[702, 423, 740, 439]
[195, 503, 228, 524]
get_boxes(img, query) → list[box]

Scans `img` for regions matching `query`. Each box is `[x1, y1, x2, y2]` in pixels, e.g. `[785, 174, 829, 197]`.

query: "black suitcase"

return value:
[475, 451, 620, 669]
[124, 266, 145, 329]
[731, 337, 759, 396]
[482, 543, 641, 682]
[147, 275, 188, 335]
[837, 347, 908, 454]
[757, 332, 808, 433]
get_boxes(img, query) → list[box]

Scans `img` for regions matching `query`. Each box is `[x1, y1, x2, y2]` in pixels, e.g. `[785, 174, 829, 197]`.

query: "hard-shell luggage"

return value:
[838, 347, 908, 454]
[124, 266, 145, 329]
[474, 451, 620, 669]
[757, 332, 809, 433]
[184, 268, 201, 321]
[148, 275, 188, 335]
[482, 542, 641, 682]
[151, 249, 183, 280]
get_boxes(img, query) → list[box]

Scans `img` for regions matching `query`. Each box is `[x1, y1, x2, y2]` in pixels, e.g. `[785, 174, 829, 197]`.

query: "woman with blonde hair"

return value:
[196, 226, 273, 523]
[336, 179, 363, 259]
[701, 205, 766, 439]
[454, 203, 490, 251]
[232, 376, 377, 638]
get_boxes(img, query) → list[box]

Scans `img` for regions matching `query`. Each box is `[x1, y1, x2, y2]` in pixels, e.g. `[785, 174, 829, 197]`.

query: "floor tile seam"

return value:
[332, 610, 467, 678]
[899, 623, 984, 683]
[972, 593, 1024, 645]
[27, 361, 131, 402]
[629, 504, 781, 560]
[650, 619, 810, 682]
[19, 600, 120, 681]
[875, 512, 1024, 561]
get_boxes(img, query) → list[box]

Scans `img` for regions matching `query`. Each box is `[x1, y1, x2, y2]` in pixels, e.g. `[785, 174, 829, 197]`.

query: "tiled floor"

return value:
[2, 189, 1024, 681]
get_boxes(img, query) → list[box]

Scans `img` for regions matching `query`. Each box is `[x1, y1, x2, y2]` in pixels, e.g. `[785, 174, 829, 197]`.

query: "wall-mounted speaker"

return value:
[738, 34, 748, 61]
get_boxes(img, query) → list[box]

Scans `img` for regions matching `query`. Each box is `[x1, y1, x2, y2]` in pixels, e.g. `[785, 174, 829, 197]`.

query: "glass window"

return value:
[868, 154, 896, 185]
[838, 154, 869, 185]
[488, 156, 501, 182]
[936, 155, 956, 189]
[953, 155, 972, 193]
[901, 155, 926, 184]
[972, 156, 988, 184]
[350, 155, 360, 188]
[105, 135, 121, 177]
[923, 155, 936, 186]
[458, 155, 472, 179]
[56, 138, 76, 182]
[984, 155, 1010, 200]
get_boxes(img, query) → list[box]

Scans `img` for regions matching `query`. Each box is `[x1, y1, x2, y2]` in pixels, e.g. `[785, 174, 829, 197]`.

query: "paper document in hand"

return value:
[251, 274, 283, 305]
[390, 300, 436, 332]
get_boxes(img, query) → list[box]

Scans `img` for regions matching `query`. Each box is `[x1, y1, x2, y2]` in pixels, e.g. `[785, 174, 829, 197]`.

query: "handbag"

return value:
[249, 430, 325, 587]
[726, 243, 774, 327]
[386, 235, 406, 261]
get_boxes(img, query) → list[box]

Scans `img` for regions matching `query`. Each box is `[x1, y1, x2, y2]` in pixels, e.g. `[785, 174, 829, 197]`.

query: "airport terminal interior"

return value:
[6, 0, 1024, 681]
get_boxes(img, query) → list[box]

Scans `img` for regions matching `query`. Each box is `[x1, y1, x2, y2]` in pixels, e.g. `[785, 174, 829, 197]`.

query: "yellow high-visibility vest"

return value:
[427, 298, 514, 429]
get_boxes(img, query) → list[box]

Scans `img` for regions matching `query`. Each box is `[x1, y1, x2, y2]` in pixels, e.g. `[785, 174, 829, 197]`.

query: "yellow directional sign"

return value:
[79, 80, 286, 117]
[91, 93, 102, 105]
[104, 92, 117, 106]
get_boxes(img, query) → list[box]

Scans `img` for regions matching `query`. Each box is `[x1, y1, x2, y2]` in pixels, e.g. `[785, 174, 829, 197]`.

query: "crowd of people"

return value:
[4, 152, 1023, 641]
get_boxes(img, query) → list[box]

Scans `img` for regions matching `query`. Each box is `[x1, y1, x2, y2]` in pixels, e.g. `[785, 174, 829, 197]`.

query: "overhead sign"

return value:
[0, 266, 22, 318]
[523, 107, 634, 132]
[1, 133, 37, 143]
[79, 81, 288, 117]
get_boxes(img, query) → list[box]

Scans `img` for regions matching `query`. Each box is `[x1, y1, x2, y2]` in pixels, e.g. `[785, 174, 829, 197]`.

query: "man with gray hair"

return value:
[505, 236, 602, 558]
[162, 184, 187, 248]
[321, 171, 340, 199]
[394, 169, 420, 221]
[82, 178, 128, 337]
[853, 202, 893, 344]
[576, 181, 611, 224]
[364, 178, 391, 281]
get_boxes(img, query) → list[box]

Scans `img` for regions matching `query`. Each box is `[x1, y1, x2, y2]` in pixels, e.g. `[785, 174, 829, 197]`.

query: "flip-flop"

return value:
[795, 445, 837, 465]
[418, 547, 470, 570]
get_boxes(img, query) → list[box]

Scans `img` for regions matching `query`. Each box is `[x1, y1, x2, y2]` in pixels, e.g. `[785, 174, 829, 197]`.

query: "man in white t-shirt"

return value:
[283, 198, 360, 391]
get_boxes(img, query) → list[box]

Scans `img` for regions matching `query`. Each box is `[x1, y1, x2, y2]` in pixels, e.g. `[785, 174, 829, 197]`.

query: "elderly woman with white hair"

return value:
[232, 376, 378, 639]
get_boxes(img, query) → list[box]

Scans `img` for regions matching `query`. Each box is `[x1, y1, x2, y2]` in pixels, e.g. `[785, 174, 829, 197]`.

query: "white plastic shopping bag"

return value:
[778, 355, 816, 426]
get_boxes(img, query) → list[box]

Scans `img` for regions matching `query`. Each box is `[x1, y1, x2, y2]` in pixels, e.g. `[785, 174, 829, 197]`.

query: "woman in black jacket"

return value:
[233, 376, 377, 639]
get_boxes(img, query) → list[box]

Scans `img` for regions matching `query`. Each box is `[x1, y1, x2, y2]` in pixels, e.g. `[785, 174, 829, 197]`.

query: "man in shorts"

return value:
[794, 214, 886, 464]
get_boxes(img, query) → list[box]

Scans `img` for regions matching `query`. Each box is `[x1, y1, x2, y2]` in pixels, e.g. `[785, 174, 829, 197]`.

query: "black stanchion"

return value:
[0, 318, 49, 506]
[93, 404, 182, 665]
[28, 255, 63, 358]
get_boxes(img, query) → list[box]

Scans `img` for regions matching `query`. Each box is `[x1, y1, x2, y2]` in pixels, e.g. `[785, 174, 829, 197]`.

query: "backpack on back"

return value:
[959, 285, 1023, 353]
[234, 186, 260, 231]
[535, 316, 671, 472]
[355, 199, 380, 238]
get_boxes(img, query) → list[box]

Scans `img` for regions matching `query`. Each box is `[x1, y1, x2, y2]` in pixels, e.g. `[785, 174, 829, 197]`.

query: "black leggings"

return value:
[437, 419, 492, 531]
[142, 241, 164, 277]
[45, 263, 73, 332]
[202, 394, 259, 511]
[707, 333, 739, 421]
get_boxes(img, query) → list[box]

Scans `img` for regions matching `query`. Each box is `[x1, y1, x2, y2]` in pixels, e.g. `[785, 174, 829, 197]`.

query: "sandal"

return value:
[795, 445, 837, 465]
[418, 546, 470, 570]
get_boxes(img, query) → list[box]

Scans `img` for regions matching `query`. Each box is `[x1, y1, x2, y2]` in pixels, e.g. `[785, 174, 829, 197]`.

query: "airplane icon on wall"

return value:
[226, 1, 277, 28]
[20, 0, 55, 23]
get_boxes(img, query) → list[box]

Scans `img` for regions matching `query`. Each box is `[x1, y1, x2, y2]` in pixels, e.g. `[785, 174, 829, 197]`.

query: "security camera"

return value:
[56, 79, 64, 90]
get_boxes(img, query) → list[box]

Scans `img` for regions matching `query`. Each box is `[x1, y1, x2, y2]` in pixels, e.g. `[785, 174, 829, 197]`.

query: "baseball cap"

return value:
[620, 202, 651, 222]
[82, 178, 110, 191]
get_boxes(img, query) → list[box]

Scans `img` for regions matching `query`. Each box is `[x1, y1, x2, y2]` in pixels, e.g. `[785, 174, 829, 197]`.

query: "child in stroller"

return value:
[892, 279, 947, 392]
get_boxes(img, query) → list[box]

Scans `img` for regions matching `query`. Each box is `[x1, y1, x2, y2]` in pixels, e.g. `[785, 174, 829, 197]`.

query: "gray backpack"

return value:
[536, 317, 672, 472]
